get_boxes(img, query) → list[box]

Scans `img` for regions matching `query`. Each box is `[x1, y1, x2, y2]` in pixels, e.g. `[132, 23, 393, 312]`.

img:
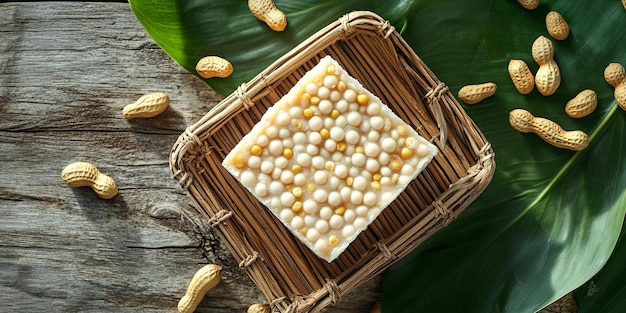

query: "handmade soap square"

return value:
[223, 55, 438, 262]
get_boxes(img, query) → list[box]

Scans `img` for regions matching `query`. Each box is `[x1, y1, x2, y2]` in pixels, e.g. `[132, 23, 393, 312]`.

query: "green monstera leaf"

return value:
[129, 0, 626, 312]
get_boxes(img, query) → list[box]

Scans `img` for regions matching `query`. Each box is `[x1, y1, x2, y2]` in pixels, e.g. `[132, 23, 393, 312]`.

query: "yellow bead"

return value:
[370, 181, 381, 190]
[401, 147, 413, 160]
[303, 108, 314, 119]
[250, 144, 263, 156]
[355, 146, 364, 153]
[336, 142, 346, 152]
[337, 80, 347, 92]
[310, 96, 320, 106]
[307, 183, 316, 192]
[283, 148, 293, 159]
[314, 76, 323, 84]
[345, 177, 354, 187]
[326, 65, 336, 75]
[232, 153, 246, 169]
[405, 137, 417, 148]
[390, 157, 402, 171]
[357, 93, 369, 106]
[334, 206, 346, 215]
[329, 235, 339, 246]
[325, 161, 335, 171]
[302, 93, 311, 105]
[392, 173, 399, 184]
[397, 125, 409, 137]
[292, 187, 303, 198]
[292, 164, 302, 173]
[372, 173, 382, 181]
[320, 128, 330, 139]
[292, 201, 303, 213]
[330, 109, 340, 119]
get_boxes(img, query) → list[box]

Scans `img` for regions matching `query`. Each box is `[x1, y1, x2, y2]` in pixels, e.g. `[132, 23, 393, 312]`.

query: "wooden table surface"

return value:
[0, 2, 382, 312]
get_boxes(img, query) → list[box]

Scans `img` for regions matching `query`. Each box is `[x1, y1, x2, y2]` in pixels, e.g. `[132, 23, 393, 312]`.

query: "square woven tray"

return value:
[170, 11, 495, 313]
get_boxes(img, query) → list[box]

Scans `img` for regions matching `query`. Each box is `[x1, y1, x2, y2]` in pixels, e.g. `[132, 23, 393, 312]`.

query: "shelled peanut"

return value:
[248, 0, 287, 32]
[196, 56, 233, 79]
[545, 11, 569, 41]
[565, 89, 597, 118]
[604, 62, 626, 111]
[532, 36, 561, 96]
[508, 59, 535, 94]
[61, 162, 118, 199]
[178, 264, 222, 313]
[457, 82, 497, 104]
[247, 303, 271, 313]
[509, 109, 589, 151]
[517, 0, 539, 10]
[122, 92, 170, 119]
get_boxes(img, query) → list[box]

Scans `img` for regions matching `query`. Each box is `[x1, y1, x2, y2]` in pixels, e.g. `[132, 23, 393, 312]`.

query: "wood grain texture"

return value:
[0, 2, 381, 312]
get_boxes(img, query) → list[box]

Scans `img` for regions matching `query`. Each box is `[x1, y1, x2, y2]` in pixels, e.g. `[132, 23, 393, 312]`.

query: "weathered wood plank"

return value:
[0, 2, 382, 312]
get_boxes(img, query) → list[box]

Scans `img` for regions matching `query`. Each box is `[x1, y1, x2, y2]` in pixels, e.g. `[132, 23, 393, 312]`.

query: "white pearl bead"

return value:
[350, 190, 363, 205]
[308, 131, 322, 145]
[324, 75, 338, 89]
[315, 219, 330, 233]
[365, 158, 380, 173]
[314, 170, 327, 184]
[260, 160, 274, 174]
[319, 206, 333, 220]
[367, 130, 380, 142]
[417, 143, 431, 157]
[335, 115, 347, 128]
[355, 205, 368, 217]
[330, 127, 345, 141]
[293, 132, 307, 145]
[312, 156, 325, 169]
[315, 239, 329, 254]
[318, 86, 330, 99]
[352, 176, 367, 191]
[254, 183, 268, 197]
[351, 153, 366, 167]
[363, 192, 377, 207]
[313, 189, 328, 203]
[329, 215, 344, 230]
[346, 111, 362, 126]
[269, 181, 283, 195]
[268, 140, 283, 156]
[329, 90, 342, 102]
[293, 173, 306, 186]
[327, 191, 341, 206]
[303, 199, 319, 215]
[291, 216, 304, 229]
[280, 208, 294, 223]
[334, 164, 348, 178]
[256, 134, 269, 147]
[344, 89, 357, 102]
[345, 130, 360, 146]
[306, 82, 318, 95]
[247, 156, 261, 169]
[364, 142, 380, 157]
[370, 116, 384, 130]
[343, 209, 356, 224]
[353, 217, 367, 229]
[381, 137, 397, 153]
[280, 170, 294, 184]
[367, 101, 382, 115]
[309, 116, 323, 131]
[275, 156, 288, 169]
[306, 144, 319, 156]
[335, 99, 349, 112]
[307, 228, 321, 242]
[319, 99, 333, 114]
[342, 225, 356, 238]
[276, 112, 291, 127]
[265, 125, 279, 138]
[297, 153, 311, 167]
[280, 192, 296, 207]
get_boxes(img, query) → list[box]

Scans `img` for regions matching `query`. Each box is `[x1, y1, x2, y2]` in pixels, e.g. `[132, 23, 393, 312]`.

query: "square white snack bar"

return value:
[223, 55, 438, 262]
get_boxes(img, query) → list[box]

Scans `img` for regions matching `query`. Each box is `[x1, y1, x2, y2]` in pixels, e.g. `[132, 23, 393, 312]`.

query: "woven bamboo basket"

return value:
[170, 11, 495, 313]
